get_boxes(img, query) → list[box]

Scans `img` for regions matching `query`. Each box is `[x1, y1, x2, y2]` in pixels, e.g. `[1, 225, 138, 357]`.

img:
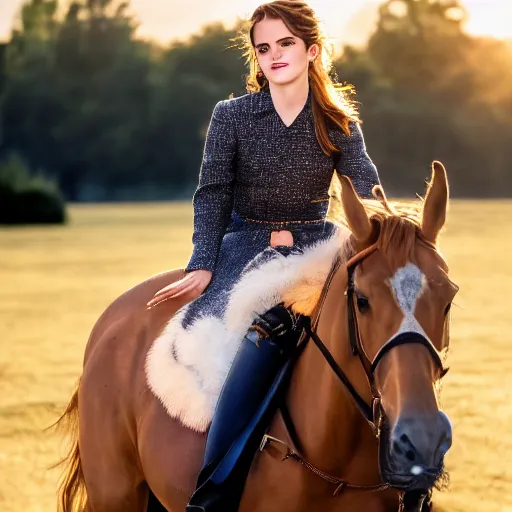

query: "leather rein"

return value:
[259, 242, 449, 499]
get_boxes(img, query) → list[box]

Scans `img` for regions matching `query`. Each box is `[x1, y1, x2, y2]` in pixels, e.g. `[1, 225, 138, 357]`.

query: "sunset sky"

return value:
[0, 0, 511, 47]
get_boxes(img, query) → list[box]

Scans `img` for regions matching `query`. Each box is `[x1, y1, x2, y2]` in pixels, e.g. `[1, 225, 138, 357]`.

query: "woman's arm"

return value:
[335, 121, 380, 199]
[185, 99, 236, 273]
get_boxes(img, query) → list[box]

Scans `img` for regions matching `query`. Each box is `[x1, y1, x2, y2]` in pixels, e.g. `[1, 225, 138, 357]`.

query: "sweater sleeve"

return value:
[185, 100, 236, 273]
[335, 121, 380, 200]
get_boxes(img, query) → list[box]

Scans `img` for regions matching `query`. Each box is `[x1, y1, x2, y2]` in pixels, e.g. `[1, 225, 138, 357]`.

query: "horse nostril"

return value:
[393, 432, 416, 461]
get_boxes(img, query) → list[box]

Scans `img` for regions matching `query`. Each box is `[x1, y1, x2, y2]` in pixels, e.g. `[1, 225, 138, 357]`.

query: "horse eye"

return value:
[444, 303, 452, 316]
[356, 295, 370, 313]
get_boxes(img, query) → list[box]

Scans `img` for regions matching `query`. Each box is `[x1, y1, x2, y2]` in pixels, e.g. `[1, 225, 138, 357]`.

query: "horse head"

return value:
[313, 161, 457, 495]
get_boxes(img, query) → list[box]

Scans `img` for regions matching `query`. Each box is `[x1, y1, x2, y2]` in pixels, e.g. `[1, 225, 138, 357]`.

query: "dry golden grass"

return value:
[0, 201, 510, 511]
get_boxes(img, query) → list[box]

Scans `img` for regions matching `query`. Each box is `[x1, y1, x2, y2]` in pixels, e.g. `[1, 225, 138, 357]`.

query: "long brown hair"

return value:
[237, 0, 360, 157]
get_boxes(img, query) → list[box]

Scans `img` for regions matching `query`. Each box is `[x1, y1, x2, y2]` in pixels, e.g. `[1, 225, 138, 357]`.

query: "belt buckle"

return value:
[259, 433, 270, 451]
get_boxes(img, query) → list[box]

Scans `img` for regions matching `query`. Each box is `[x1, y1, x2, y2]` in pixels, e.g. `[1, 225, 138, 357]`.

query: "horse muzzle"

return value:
[378, 411, 452, 491]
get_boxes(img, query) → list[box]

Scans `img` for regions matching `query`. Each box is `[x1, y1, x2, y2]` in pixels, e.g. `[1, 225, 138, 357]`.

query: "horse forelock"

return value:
[329, 194, 441, 269]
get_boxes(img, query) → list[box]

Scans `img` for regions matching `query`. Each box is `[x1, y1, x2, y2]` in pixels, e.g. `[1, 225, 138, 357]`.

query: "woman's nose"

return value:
[271, 48, 282, 61]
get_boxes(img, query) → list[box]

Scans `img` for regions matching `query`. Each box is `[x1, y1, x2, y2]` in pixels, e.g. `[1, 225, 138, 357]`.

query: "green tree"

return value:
[336, 0, 512, 196]
[147, 22, 247, 192]
[1, 1, 62, 192]
[0, 0, 510, 199]
[50, 1, 153, 198]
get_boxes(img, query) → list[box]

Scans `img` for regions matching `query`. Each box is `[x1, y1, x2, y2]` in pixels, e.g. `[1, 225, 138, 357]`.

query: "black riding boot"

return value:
[185, 303, 303, 512]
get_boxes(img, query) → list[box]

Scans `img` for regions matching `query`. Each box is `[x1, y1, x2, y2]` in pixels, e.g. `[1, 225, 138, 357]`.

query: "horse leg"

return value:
[79, 424, 149, 512]
[78, 366, 148, 511]
[82, 477, 148, 512]
[137, 396, 207, 511]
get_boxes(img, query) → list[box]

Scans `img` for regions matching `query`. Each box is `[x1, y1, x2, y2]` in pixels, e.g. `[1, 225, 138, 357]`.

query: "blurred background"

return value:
[0, 0, 511, 205]
[0, 1, 511, 511]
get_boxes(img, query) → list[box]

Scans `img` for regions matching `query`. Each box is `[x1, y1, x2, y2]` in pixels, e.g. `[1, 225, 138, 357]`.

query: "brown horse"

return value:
[56, 161, 457, 512]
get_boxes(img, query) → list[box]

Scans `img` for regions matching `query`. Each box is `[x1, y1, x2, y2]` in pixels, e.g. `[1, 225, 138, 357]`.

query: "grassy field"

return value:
[0, 201, 510, 511]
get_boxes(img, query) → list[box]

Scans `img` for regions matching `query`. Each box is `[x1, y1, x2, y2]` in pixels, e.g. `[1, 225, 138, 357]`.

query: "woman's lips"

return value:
[271, 63, 288, 70]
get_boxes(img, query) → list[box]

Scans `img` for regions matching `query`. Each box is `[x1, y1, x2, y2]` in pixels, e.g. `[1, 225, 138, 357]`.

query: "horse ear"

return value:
[339, 175, 372, 244]
[421, 161, 449, 244]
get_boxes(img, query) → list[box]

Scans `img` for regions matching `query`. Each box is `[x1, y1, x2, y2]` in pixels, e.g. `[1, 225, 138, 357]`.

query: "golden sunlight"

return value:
[463, 0, 512, 39]
[0, 0, 511, 46]
[127, 0, 377, 47]
[128, 0, 512, 45]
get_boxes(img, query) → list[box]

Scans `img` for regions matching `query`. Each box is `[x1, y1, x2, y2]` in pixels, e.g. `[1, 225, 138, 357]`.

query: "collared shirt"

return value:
[186, 88, 380, 272]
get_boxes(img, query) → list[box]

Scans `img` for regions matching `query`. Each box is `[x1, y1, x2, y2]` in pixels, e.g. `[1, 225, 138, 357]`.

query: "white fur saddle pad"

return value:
[145, 226, 349, 432]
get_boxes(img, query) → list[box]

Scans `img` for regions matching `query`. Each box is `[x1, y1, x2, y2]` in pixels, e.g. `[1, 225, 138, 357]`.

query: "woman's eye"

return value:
[258, 41, 293, 54]
[357, 295, 370, 314]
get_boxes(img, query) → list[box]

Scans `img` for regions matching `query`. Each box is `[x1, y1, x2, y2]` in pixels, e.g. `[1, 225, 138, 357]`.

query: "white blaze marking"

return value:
[389, 263, 429, 339]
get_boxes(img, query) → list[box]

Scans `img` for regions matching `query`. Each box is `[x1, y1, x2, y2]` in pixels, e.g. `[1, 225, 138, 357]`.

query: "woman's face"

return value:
[252, 17, 318, 88]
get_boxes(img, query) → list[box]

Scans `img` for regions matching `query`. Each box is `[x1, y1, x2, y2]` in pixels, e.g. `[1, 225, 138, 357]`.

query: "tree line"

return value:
[0, 0, 511, 202]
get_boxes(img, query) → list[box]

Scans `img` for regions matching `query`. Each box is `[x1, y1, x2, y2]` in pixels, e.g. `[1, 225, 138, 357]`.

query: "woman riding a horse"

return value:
[56, 2, 456, 511]
[149, 2, 379, 508]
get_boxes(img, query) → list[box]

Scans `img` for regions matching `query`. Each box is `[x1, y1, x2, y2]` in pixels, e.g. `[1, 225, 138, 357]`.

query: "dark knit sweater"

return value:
[186, 88, 380, 272]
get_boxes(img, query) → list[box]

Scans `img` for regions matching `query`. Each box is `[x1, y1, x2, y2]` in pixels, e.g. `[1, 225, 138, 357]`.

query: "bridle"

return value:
[306, 242, 449, 434]
[259, 242, 450, 502]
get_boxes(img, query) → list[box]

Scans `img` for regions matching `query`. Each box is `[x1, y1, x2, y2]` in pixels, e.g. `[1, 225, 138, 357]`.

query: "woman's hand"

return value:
[146, 269, 213, 308]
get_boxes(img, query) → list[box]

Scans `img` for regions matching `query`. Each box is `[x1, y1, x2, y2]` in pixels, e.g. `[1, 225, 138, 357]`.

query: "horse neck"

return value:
[286, 305, 378, 476]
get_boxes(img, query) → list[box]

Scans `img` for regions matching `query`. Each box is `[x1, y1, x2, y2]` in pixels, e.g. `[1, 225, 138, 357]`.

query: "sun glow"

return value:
[129, 0, 512, 46]
[463, 0, 512, 40]
[0, 0, 511, 45]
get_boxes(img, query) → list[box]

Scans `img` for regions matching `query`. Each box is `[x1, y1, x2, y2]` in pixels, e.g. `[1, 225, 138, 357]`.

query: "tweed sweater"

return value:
[185, 88, 380, 273]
